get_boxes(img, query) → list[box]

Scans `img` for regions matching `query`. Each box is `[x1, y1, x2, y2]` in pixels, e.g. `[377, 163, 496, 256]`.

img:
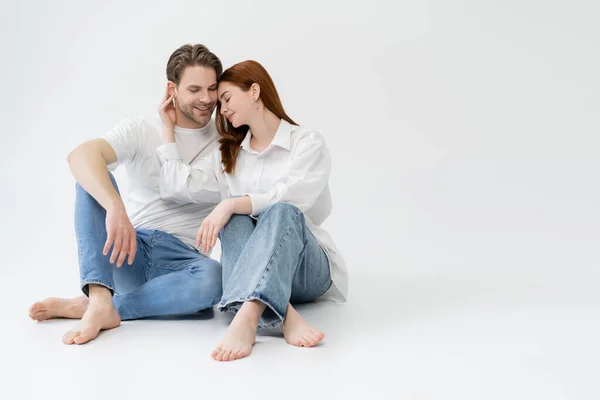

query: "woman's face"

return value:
[218, 81, 256, 128]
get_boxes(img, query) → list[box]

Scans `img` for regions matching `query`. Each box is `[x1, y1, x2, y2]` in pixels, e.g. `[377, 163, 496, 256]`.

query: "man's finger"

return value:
[116, 234, 130, 268]
[110, 236, 123, 264]
[159, 97, 172, 112]
[128, 234, 137, 265]
[103, 233, 115, 256]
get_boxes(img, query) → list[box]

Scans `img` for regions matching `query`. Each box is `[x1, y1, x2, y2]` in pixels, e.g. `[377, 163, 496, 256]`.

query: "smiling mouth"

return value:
[194, 105, 212, 112]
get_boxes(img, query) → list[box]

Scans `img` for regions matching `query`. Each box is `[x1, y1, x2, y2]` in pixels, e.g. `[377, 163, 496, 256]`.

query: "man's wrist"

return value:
[108, 197, 126, 213]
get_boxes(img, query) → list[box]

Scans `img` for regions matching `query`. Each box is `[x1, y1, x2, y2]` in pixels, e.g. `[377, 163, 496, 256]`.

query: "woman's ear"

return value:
[251, 83, 261, 101]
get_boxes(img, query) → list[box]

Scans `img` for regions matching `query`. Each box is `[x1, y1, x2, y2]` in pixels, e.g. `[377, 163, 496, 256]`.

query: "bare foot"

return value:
[29, 296, 88, 321]
[281, 304, 325, 347]
[212, 301, 265, 362]
[62, 286, 120, 345]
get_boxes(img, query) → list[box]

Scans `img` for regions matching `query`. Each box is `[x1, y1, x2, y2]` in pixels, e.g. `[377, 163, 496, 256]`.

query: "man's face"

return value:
[172, 65, 218, 128]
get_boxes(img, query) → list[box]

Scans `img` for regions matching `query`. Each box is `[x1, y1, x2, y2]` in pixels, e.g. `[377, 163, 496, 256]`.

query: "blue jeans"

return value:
[75, 173, 222, 320]
[217, 202, 332, 329]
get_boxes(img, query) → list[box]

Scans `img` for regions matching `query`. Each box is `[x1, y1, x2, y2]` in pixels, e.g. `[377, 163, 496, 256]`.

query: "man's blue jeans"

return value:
[75, 173, 222, 320]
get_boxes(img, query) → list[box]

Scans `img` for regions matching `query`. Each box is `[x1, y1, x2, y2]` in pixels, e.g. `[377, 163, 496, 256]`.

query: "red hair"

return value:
[216, 60, 297, 174]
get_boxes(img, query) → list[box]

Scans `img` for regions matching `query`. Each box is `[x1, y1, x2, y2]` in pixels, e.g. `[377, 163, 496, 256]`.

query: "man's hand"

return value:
[103, 202, 137, 267]
[158, 83, 176, 143]
[196, 199, 235, 254]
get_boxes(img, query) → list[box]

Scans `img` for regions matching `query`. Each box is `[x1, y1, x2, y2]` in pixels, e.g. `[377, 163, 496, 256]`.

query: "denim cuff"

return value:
[217, 293, 286, 329]
[80, 280, 115, 297]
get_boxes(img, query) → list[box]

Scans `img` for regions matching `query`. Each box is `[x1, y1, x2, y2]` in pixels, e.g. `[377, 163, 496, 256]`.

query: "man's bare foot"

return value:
[281, 304, 325, 347]
[29, 296, 88, 321]
[62, 285, 120, 345]
[212, 301, 265, 362]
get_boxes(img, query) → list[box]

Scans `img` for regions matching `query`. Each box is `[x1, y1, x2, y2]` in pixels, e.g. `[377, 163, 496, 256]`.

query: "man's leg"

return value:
[28, 173, 145, 343]
[62, 174, 136, 344]
[112, 230, 222, 320]
[32, 229, 222, 323]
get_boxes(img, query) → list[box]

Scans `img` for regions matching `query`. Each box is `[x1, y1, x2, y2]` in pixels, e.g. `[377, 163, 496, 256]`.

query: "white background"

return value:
[1, 0, 599, 399]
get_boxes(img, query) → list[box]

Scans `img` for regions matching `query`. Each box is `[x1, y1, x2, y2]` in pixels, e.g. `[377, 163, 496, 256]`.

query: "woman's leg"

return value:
[282, 228, 332, 347]
[212, 202, 331, 361]
[218, 214, 256, 290]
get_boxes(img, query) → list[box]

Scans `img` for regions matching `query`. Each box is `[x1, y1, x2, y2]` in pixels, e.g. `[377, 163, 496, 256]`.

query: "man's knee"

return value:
[187, 258, 223, 299]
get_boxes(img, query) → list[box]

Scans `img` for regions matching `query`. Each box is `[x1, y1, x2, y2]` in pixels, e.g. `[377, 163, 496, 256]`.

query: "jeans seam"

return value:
[254, 211, 303, 294]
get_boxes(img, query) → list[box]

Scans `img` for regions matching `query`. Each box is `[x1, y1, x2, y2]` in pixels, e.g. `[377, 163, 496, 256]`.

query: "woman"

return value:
[157, 60, 348, 362]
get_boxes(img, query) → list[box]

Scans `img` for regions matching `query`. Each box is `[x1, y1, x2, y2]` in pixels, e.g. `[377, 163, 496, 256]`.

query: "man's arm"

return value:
[67, 139, 137, 267]
[67, 139, 121, 210]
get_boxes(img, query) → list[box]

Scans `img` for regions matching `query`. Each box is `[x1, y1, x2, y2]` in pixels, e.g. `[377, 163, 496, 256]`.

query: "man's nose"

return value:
[197, 89, 210, 103]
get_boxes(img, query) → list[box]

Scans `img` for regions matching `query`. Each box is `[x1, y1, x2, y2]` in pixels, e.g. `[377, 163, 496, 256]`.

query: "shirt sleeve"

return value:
[156, 144, 222, 205]
[102, 117, 146, 169]
[247, 131, 331, 216]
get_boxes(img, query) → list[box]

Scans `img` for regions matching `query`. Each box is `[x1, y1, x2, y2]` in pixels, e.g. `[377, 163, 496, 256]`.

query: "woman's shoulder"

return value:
[288, 123, 327, 148]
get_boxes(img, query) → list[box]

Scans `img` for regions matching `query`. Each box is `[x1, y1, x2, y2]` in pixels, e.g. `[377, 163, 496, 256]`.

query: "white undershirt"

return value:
[103, 115, 220, 248]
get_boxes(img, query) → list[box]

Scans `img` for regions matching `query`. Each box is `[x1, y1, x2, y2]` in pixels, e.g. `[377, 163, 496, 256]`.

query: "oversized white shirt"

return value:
[103, 116, 221, 249]
[156, 119, 348, 303]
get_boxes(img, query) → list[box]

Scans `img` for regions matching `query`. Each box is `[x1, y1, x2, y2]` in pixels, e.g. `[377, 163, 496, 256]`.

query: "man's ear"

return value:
[168, 81, 177, 97]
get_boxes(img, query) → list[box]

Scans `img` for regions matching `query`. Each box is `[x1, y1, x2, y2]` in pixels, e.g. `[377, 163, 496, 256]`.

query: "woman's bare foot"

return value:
[29, 296, 88, 321]
[212, 300, 266, 362]
[62, 285, 120, 345]
[281, 304, 325, 347]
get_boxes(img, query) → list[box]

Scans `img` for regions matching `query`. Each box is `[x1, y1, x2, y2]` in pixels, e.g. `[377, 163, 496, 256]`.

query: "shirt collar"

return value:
[240, 119, 293, 152]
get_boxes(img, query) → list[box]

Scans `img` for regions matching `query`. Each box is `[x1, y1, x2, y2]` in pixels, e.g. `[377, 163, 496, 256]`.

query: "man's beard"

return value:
[180, 102, 214, 125]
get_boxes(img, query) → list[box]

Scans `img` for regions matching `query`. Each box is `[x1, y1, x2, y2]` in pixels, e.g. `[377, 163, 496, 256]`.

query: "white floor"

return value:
[4, 270, 599, 400]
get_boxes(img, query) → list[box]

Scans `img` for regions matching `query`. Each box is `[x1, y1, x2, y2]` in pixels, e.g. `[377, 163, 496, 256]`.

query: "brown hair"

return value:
[216, 60, 297, 174]
[166, 44, 223, 85]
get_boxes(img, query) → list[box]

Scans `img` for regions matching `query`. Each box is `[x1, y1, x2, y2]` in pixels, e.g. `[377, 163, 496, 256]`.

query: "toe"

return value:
[300, 337, 311, 347]
[62, 331, 78, 345]
[29, 303, 41, 317]
[239, 348, 251, 359]
[211, 346, 221, 360]
[309, 331, 323, 344]
[224, 349, 235, 362]
[305, 335, 317, 347]
[231, 349, 242, 361]
[36, 312, 49, 321]
[231, 350, 242, 360]
[73, 329, 97, 345]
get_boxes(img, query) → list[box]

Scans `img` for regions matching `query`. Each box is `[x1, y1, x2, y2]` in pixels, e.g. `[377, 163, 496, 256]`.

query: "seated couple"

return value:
[29, 43, 348, 362]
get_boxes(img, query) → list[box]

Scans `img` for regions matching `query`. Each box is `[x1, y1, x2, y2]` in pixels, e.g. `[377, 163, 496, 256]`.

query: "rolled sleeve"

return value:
[156, 143, 182, 163]
[247, 192, 273, 216]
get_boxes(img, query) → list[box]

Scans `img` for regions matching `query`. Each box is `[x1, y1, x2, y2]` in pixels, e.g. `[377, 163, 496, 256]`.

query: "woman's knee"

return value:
[263, 202, 301, 216]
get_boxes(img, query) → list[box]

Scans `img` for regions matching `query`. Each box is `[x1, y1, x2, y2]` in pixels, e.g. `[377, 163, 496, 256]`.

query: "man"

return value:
[29, 44, 224, 345]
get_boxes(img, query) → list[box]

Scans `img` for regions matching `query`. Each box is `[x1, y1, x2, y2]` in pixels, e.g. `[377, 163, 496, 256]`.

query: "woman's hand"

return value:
[196, 199, 235, 254]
